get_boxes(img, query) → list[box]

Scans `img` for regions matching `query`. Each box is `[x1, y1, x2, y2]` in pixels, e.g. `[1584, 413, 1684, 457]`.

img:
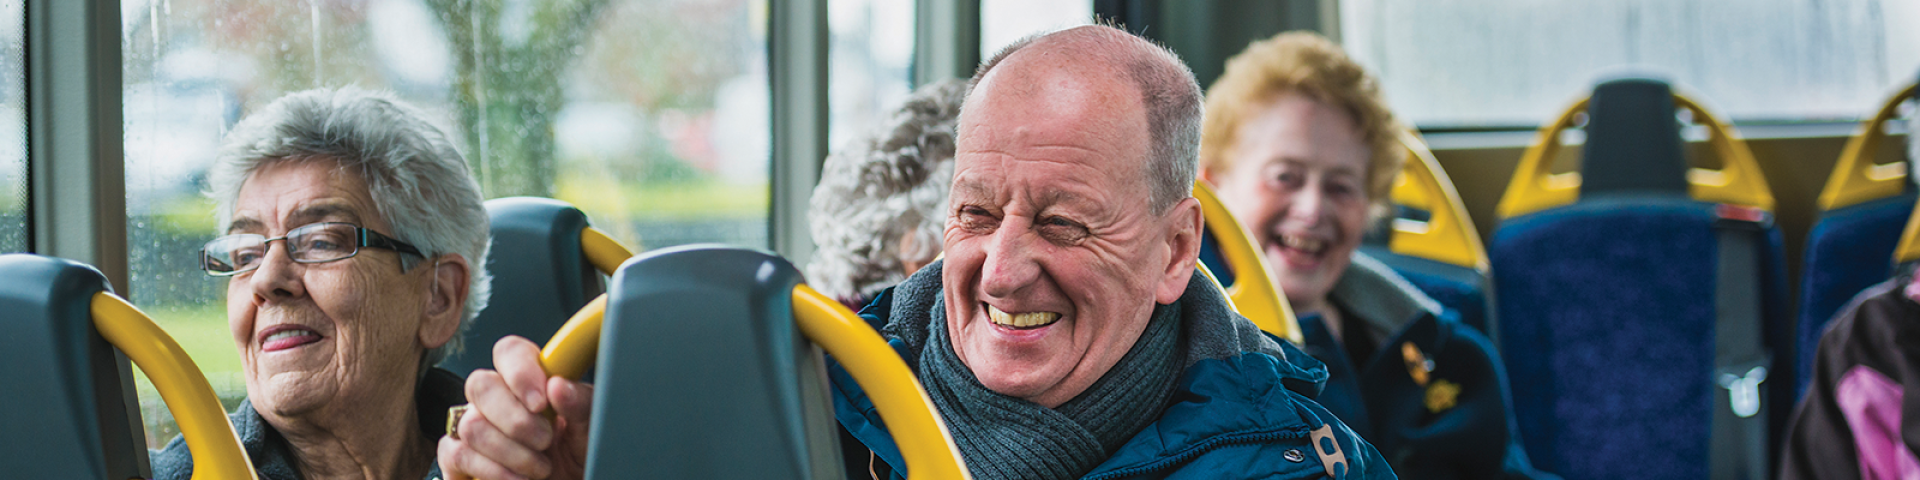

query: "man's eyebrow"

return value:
[951, 179, 992, 199]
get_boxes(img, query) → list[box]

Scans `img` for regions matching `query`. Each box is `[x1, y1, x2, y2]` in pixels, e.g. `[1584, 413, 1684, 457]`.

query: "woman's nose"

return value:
[249, 241, 307, 302]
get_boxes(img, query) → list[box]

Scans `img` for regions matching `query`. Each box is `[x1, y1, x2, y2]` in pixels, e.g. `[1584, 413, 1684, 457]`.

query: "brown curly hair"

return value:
[1200, 31, 1404, 219]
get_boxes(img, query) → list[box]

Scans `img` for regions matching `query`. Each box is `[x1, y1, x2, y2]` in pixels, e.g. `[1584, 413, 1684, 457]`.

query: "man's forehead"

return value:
[228, 201, 365, 233]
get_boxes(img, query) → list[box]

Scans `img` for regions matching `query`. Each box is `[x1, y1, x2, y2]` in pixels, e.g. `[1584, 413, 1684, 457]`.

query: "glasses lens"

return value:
[288, 223, 358, 263]
[202, 234, 265, 274]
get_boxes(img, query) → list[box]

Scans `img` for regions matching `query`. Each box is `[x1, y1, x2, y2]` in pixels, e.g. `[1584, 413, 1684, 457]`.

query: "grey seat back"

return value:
[440, 197, 605, 376]
[0, 254, 149, 479]
[586, 245, 843, 479]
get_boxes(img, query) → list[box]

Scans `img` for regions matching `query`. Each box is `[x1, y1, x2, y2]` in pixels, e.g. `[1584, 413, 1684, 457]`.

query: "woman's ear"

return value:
[419, 254, 471, 349]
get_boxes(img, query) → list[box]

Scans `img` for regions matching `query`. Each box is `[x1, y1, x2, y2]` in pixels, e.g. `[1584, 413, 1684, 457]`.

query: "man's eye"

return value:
[1037, 216, 1089, 243]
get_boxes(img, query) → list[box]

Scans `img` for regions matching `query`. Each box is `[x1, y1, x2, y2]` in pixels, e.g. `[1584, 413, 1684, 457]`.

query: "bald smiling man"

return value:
[437, 25, 1392, 480]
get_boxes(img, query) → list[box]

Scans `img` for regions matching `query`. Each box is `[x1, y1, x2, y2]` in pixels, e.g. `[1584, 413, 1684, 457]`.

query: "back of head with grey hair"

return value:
[207, 86, 492, 369]
[966, 24, 1204, 214]
[807, 79, 969, 304]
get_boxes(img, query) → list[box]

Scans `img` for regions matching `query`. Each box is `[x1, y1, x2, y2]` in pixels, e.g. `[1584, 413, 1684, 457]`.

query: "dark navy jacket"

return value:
[832, 278, 1395, 480]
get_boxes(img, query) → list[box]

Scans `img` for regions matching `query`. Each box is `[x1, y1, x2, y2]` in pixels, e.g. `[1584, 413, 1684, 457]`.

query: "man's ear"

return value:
[1155, 197, 1204, 304]
[419, 254, 471, 350]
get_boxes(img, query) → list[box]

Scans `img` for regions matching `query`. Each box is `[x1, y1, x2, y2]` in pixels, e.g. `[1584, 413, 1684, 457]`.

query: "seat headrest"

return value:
[0, 254, 147, 478]
[1580, 78, 1692, 197]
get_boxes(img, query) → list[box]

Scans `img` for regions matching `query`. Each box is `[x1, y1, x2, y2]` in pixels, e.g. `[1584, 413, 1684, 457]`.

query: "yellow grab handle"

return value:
[539, 294, 606, 380]
[91, 293, 257, 480]
[581, 226, 634, 276]
[1194, 181, 1305, 345]
[793, 285, 972, 480]
[1497, 93, 1776, 219]
[1819, 82, 1916, 211]
[1390, 130, 1490, 273]
[1897, 202, 1920, 264]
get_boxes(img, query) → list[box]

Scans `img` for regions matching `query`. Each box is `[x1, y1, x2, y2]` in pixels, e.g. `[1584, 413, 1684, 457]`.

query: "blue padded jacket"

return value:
[830, 277, 1394, 480]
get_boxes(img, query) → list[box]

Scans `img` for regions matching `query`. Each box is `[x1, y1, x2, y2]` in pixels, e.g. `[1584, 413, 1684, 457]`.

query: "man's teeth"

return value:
[265, 330, 315, 343]
[1280, 234, 1326, 254]
[987, 305, 1062, 328]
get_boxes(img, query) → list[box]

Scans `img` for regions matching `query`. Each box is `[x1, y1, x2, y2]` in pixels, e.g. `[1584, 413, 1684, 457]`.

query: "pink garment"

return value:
[1836, 365, 1920, 480]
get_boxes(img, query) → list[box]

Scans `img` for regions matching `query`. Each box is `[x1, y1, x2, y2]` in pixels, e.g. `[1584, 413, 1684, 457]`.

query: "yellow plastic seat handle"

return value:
[1497, 93, 1775, 220]
[1193, 181, 1305, 345]
[1390, 130, 1490, 273]
[91, 293, 258, 480]
[1818, 82, 1916, 212]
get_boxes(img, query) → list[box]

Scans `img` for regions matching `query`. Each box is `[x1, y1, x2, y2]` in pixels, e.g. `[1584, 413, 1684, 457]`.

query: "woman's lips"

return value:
[259, 325, 322, 352]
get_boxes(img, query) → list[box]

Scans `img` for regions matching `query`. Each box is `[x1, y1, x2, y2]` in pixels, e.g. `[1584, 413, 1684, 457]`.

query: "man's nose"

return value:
[979, 218, 1040, 298]
[249, 242, 307, 303]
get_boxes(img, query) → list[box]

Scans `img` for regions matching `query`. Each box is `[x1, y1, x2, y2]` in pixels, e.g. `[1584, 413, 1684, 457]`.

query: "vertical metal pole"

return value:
[914, 0, 980, 86]
[769, 0, 828, 267]
[27, 0, 126, 295]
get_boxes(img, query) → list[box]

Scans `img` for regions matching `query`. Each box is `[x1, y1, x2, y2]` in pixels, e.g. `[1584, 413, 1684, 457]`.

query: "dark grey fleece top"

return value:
[149, 367, 466, 480]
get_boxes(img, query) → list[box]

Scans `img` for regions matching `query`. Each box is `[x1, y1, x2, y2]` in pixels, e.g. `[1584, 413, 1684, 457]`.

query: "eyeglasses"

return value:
[200, 222, 424, 276]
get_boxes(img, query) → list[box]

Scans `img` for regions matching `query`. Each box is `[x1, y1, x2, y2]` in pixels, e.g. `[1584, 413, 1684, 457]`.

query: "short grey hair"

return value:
[807, 79, 968, 304]
[208, 86, 492, 369]
[967, 25, 1204, 214]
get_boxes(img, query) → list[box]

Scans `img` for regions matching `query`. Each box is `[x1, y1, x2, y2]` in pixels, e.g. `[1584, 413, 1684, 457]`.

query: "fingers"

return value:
[549, 378, 596, 460]
[439, 432, 531, 480]
[466, 369, 556, 451]
[494, 336, 551, 412]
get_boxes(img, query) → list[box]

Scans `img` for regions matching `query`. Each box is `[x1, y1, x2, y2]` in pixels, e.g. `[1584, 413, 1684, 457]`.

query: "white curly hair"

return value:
[807, 79, 968, 305]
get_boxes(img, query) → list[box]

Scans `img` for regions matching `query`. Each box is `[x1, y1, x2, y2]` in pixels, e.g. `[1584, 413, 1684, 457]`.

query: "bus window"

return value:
[830, 0, 914, 150]
[0, 0, 18, 254]
[980, 0, 1091, 58]
[1340, 0, 1920, 128]
[119, 0, 770, 446]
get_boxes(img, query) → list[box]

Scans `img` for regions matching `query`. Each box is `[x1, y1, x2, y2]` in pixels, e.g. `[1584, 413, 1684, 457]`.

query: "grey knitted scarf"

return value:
[913, 291, 1185, 480]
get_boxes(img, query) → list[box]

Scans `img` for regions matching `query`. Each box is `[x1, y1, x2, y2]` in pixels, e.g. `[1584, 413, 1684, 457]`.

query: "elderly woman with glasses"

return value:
[150, 87, 492, 480]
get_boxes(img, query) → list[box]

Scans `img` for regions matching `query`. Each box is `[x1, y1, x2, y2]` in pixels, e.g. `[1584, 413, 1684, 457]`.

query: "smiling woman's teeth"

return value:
[1280, 234, 1326, 254]
[265, 330, 314, 343]
[987, 305, 1062, 328]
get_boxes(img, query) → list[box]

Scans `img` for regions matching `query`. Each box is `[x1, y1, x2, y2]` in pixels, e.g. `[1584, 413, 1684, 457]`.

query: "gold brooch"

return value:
[1400, 342, 1434, 387]
[1425, 379, 1461, 413]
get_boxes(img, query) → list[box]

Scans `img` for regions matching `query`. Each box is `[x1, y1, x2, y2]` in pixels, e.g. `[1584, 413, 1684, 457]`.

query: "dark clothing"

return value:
[150, 367, 466, 480]
[834, 261, 1394, 479]
[1779, 279, 1920, 480]
[1307, 252, 1558, 480]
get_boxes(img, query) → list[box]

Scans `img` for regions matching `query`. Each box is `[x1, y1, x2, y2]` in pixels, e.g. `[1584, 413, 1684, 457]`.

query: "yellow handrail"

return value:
[90, 293, 257, 480]
[1193, 181, 1305, 345]
[580, 226, 633, 276]
[1390, 130, 1490, 273]
[1818, 82, 1916, 211]
[1897, 203, 1920, 264]
[793, 285, 972, 480]
[539, 294, 606, 380]
[1497, 93, 1776, 219]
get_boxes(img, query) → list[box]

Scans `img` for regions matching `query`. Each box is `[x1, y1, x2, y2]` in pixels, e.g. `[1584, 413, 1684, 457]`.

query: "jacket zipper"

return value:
[1081, 428, 1311, 480]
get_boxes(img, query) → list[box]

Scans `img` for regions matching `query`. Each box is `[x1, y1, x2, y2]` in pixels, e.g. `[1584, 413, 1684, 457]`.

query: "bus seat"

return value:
[440, 197, 611, 377]
[1361, 129, 1497, 335]
[1796, 81, 1916, 399]
[540, 245, 967, 479]
[1489, 78, 1789, 480]
[1194, 180, 1306, 345]
[0, 254, 254, 479]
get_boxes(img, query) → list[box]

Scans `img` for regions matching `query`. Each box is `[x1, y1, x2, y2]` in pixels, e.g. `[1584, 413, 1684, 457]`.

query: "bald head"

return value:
[965, 25, 1204, 213]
